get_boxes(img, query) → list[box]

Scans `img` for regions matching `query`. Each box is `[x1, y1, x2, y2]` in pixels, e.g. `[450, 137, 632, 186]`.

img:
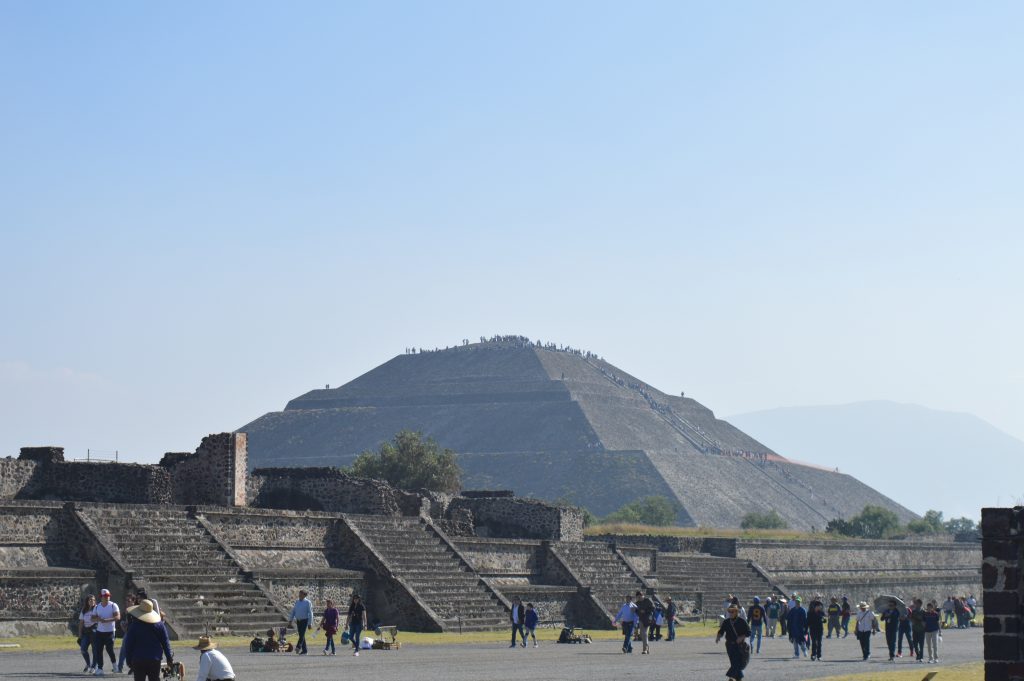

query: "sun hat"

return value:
[126, 599, 161, 624]
[193, 636, 217, 651]
[858, 601, 869, 609]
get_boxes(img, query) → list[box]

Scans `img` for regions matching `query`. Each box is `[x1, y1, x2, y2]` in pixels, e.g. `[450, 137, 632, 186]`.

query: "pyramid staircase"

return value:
[78, 507, 288, 638]
[345, 515, 508, 631]
[552, 541, 647, 616]
[655, 553, 782, 612]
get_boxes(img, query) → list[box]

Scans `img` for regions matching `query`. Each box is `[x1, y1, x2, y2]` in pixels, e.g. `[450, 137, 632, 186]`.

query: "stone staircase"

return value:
[655, 553, 781, 612]
[79, 507, 288, 638]
[553, 541, 646, 615]
[345, 515, 508, 631]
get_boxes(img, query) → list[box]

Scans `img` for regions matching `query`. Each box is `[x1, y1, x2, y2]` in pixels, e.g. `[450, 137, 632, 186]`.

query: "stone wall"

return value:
[199, 507, 346, 571]
[982, 507, 1024, 681]
[162, 433, 247, 506]
[246, 467, 420, 515]
[0, 502, 76, 568]
[448, 496, 583, 541]
[454, 538, 544, 575]
[253, 568, 366, 617]
[0, 568, 96, 635]
[0, 458, 39, 499]
[587, 533, 705, 554]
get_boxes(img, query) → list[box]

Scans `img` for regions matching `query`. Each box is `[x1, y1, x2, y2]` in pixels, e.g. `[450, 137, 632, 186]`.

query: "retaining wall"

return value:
[982, 507, 1024, 681]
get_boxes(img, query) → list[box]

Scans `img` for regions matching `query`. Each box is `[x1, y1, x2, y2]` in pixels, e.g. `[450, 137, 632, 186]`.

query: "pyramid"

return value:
[240, 338, 916, 530]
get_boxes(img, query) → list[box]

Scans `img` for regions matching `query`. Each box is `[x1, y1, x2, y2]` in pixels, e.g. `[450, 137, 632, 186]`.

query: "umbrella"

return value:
[873, 595, 907, 617]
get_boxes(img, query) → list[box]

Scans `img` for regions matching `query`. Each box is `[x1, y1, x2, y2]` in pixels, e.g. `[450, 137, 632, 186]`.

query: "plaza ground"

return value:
[0, 626, 982, 681]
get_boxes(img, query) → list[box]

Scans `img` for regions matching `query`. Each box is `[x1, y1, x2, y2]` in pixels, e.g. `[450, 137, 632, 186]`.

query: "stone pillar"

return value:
[982, 507, 1024, 681]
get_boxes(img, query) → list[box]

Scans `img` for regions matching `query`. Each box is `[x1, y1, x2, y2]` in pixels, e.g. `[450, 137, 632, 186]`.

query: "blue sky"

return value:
[1, 1, 1021, 470]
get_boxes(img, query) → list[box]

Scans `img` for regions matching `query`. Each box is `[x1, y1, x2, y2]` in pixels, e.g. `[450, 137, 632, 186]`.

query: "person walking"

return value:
[746, 597, 766, 654]
[923, 602, 941, 663]
[881, 600, 901, 662]
[509, 596, 526, 648]
[635, 591, 655, 655]
[665, 596, 678, 642]
[826, 597, 842, 639]
[807, 600, 825, 660]
[855, 601, 879, 660]
[288, 590, 314, 655]
[840, 596, 852, 637]
[910, 598, 926, 661]
[765, 596, 780, 638]
[716, 604, 750, 681]
[786, 596, 808, 659]
[778, 598, 790, 638]
[120, 599, 173, 681]
[116, 593, 137, 673]
[318, 598, 339, 655]
[192, 636, 236, 680]
[524, 603, 539, 648]
[77, 594, 97, 673]
[346, 594, 367, 656]
[942, 596, 954, 628]
[92, 588, 120, 676]
[613, 594, 636, 654]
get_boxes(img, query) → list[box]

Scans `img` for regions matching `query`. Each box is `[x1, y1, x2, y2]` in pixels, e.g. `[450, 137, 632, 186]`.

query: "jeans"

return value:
[621, 622, 634, 652]
[78, 633, 93, 667]
[92, 631, 115, 669]
[749, 623, 762, 653]
[667, 619, 676, 641]
[130, 658, 162, 681]
[925, 630, 939, 660]
[856, 630, 872, 659]
[841, 614, 850, 635]
[349, 623, 362, 651]
[324, 633, 335, 654]
[792, 635, 807, 657]
[897, 624, 912, 654]
[725, 641, 745, 680]
[511, 622, 526, 646]
[296, 618, 309, 654]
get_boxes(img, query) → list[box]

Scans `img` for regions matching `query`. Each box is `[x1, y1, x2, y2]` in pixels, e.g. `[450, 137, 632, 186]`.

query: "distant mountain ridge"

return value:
[728, 400, 1024, 519]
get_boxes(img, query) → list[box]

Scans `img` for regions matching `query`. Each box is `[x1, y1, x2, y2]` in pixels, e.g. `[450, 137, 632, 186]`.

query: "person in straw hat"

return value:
[193, 635, 236, 681]
[120, 599, 173, 681]
[854, 601, 879, 661]
[715, 603, 751, 680]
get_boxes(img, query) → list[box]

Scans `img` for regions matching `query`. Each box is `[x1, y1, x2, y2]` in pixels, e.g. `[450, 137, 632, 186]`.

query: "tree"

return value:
[741, 510, 789, 530]
[604, 496, 678, 526]
[944, 517, 978, 535]
[347, 430, 461, 494]
[907, 509, 945, 535]
[827, 505, 901, 539]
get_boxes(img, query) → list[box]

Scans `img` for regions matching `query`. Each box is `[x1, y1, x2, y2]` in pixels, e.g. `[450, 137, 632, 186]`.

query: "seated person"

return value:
[249, 634, 265, 653]
[262, 629, 280, 652]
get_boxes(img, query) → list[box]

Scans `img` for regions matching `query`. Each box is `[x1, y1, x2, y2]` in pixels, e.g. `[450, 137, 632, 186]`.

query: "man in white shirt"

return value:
[91, 588, 120, 676]
[192, 636, 235, 681]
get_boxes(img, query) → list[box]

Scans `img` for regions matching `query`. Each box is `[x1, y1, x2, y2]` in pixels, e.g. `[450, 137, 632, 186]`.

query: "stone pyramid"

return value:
[240, 337, 915, 530]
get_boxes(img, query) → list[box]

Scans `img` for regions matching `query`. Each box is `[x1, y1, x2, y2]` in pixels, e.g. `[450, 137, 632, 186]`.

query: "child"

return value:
[263, 629, 280, 652]
[524, 603, 539, 648]
[923, 602, 942, 663]
[319, 599, 339, 655]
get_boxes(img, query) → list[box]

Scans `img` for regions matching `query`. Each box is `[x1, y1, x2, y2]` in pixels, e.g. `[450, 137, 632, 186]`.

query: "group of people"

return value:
[508, 597, 541, 648]
[75, 587, 235, 681]
[612, 592, 681, 655]
[282, 590, 368, 657]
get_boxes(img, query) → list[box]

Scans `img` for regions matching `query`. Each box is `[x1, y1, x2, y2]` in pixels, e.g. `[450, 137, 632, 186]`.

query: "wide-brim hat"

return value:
[126, 599, 161, 624]
[192, 636, 217, 651]
[858, 602, 869, 609]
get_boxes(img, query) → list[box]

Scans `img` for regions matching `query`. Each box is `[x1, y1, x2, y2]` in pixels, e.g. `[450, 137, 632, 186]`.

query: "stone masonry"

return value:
[982, 506, 1024, 681]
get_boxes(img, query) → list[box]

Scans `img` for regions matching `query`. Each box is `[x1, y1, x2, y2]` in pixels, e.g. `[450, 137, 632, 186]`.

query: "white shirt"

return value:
[93, 602, 119, 633]
[855, 609, 877, 632]
[195, 649, 234, 681]
[79, 610, 94, 630]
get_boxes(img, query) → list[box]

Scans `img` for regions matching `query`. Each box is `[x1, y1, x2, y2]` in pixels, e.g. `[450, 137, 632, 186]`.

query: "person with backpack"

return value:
[716, 604, 751, 681]
[855, 601, 880, 660]
[746, 597, 766, 654]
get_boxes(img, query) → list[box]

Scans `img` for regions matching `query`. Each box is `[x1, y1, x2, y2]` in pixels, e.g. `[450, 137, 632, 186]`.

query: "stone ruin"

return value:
[0, 432, 982, 641]
[982, 506, 1024, 681]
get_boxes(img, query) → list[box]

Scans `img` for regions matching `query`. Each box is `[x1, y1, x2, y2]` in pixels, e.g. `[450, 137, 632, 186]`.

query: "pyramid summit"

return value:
[240, 336, 915, 529]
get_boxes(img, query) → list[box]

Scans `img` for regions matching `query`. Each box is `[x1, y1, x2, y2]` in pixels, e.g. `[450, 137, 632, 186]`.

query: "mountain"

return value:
[728, 400, 1023, 520]
[238, 338, 916, 530]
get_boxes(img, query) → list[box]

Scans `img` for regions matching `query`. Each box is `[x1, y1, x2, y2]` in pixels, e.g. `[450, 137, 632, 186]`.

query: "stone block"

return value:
[985, 633, 1021, 662]
[984, 509, 1017, 537]
[987, 616, 1004, 633]
[985, 590, 1020, 616]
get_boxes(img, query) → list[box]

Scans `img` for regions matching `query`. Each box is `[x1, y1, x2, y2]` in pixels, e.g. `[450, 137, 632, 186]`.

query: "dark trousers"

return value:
[810, 630, 823, 658]
[885, 628, 897, 659]
[667, 619, 676, 641]
[511, 622, 526, 646]
[841, 614, 850, 635]
[897, 624, 912, 654]
[621, 622, 633, 652]
[296, 619, 309, 654]
[78, 633, 93, 666]
[913, 631, 925, 660]
[130, 658, 162, 681]
[827, 616, 840, 637]
[725, 641, 745, 680]
[349, 623, 362, 651]
[856, 630, 871, 659]
[324, 633, 335, 654]
[92, 631, 115, 669]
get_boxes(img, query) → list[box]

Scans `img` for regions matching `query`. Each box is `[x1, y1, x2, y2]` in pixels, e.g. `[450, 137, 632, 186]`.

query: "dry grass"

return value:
[585, 522, 835, 541]
[814, 661, 981, 681]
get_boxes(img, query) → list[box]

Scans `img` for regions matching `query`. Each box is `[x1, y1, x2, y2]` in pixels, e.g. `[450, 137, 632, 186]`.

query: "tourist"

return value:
[807, 599, 825, 661]
[881, 600, 901, 662]
[730, 595, 746, 620]
[826, 596, 842, 639]
[116, 593, 137, 673]
[840, 596, 852, 637]
[765, 596, 780, 638]
[665, 596, 678, 642]
[745, 596, 765, 654]
[509, 596, 526, 648]
[346, 594, 367, 656]
[910, 598, 926, 661]
[854, 601, 879, 660]
[954, 596, 968, 628]
[636, 590, 656, 654]
[715, 604, 750, 681]
[778, 598, 790, 638]
[135, 588, 160, 621]
[120, 599, 172, 681]
[262, 629, 280, 652]
[318, 598, 339, 655]
[92, 588, 120, 675]
[288, 589, 314, 655]
[650, 602, 663, 641]
[786, 596, 808, 659]
[613, 594, 636, 654]
[923, 602, 941, 663]
[942, 596, 954, 628]
[77, 594, 97, 673]
[192, 636, 236, 680]
[524, 603, 539, 647]
[896, 605, 913, 658]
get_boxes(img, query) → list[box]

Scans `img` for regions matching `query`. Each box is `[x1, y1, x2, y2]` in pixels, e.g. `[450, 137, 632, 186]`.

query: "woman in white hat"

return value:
[854, 601, 879, 661]
[193, 636, 236, 681]
[120, 599, 173, 681]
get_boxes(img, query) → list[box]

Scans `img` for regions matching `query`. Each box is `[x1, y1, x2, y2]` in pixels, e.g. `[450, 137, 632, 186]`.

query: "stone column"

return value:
[982, 507, 1024, 681]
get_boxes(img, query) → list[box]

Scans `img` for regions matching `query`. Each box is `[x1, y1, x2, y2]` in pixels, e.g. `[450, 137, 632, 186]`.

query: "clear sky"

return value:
[1, 1, 1021, 471]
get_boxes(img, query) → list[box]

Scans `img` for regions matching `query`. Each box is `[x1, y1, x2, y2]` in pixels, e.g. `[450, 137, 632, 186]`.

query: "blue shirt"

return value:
[290, 598, 315, 622]
[121, 620, 172, 663]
